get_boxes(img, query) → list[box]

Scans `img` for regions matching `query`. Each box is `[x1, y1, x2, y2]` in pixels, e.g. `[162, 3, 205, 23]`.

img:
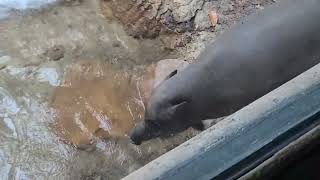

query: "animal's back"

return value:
[162, 0, 320, 120]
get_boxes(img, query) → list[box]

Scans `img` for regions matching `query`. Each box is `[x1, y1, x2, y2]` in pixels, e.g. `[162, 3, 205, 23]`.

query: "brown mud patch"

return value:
[51, 60, 144, 147]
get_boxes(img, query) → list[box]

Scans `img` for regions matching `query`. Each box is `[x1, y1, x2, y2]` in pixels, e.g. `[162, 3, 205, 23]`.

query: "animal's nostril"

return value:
[129, 129, 142, 145]
[129, 122, 146, 145]
[129, 135, 142, 145]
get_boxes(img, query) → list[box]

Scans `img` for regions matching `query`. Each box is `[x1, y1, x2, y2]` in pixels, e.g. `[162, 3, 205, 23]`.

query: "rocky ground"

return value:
[102, 0, 274, 60]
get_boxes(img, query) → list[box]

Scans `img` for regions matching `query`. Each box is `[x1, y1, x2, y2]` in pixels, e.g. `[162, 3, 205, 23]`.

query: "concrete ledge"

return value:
[122, 63, 320, 180]
[240, 124, 320, 180]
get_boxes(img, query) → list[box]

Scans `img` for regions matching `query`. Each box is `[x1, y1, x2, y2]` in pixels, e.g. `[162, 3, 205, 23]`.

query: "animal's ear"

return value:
[164, 69, 178, 81]
[154, 69, 178, 89]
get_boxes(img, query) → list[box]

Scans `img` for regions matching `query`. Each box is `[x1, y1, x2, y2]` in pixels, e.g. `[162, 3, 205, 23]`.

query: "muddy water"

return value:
[51, 60, 144, 148]
[0, 1, 199, 180]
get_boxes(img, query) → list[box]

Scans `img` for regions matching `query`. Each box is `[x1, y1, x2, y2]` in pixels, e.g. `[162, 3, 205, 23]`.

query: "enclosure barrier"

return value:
[122, 63, 320, 180]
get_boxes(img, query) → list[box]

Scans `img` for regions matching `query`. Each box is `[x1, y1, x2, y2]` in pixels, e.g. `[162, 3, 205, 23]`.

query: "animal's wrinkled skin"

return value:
[130, 0, 320, 145]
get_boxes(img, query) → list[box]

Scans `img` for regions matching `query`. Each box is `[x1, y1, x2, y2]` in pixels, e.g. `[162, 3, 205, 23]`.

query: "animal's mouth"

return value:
[129, 124, 145, 145]
[129, 136, 142, 145]
[129, 120, 162, 145]
[145, 120, 162, 137]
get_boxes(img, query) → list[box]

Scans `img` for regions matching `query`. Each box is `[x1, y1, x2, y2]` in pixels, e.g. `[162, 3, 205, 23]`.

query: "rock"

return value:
[161, 34, 193, 50]
[194, 10, 211, 30]
[169, 0, 204, 23]
[174, 34, 193, 47]
[0, 56, 11, 70]
[101, 0, 274, 38]
[161, 33, 192, 50]
[137, 63, 156, 106]
[0, 64, 7, 70]
[100, 0, 205, 38]
[195, 2, 218, 31]
[100, 0, 163, 39]
[60, 0, 83, 6]
[43, 45, 65, 61]
[36, 68, 60, 86]
[208, 9, 218, 28]
[23, 58, 42, 67]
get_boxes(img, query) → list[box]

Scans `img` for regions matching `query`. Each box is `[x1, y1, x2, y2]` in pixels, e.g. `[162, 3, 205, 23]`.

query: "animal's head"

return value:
[146, 91, 189, 124]
[130, 70, 192, 145]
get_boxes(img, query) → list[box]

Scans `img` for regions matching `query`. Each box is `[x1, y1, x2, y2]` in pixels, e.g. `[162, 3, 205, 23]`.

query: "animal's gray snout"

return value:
[129, 122, 146, 145]
[129, 120, 162, 145]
